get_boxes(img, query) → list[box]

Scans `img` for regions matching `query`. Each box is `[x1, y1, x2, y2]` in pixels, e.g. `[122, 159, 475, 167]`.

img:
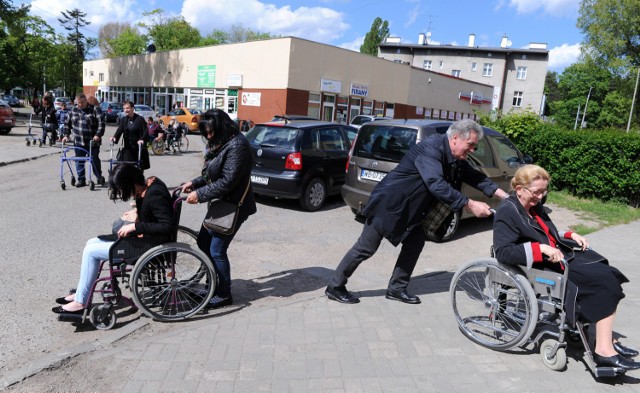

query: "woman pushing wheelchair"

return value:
[493, 164, 639, 371]
[51, 164, 174, 315]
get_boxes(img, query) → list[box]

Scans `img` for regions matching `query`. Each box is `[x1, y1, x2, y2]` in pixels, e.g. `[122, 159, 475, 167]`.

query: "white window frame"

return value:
[423, 60, 432, 70]
[439, 60, 444, 69]
[516, 66, 527, 80]
[483, 63, 493, 77]
[513, 91, 523, 107]
[452, 70, 461, 78]
[471, 62, 477, 71]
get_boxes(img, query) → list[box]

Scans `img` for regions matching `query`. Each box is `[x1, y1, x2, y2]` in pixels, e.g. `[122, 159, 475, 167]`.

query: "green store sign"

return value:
[197, 65, 216, 88]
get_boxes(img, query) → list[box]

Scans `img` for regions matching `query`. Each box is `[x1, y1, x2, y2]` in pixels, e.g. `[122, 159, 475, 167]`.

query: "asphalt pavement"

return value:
[2, 113, 640, 392]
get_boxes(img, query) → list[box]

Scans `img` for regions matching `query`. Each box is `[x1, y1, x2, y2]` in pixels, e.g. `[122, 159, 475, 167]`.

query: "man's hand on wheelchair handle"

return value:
[181, 181, 193, 194]
[465, 199, 493, 218]
[186, 191, 199, 204]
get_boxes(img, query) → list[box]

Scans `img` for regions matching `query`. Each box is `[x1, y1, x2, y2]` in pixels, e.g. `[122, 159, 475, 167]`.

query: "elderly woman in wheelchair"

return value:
[52, 163, 174, 315]
[451, 165, 638, 376]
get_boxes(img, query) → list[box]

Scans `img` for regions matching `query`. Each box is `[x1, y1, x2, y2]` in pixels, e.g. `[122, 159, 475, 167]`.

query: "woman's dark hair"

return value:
[108, 164, 146, 202]
[123, 100, 135, 109]
[199, 109, 239, 148]
[43, 95, 53, 105]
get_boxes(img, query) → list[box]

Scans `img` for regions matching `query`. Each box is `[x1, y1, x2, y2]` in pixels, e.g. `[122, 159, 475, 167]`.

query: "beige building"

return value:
[83, 37, 495, 124]
[378, 33, 549, 114]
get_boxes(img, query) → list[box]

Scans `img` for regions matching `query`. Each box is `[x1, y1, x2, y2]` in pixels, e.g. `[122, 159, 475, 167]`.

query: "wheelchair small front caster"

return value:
[540, 339, 567, 371]
[89, 304, 116, 330]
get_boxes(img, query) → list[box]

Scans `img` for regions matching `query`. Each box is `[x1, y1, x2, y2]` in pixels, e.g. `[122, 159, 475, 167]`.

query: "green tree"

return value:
[226, 23, 273, 43]
[360, 17, 389, 56]
[58, 9, 95, 96]
[98, 22, 130, 57]
[543, 71, 560, 116]
[107, 26, 147, 57]
[199, 29, 228, 47]
[578, 0, 640, 70]
[139, 9, 201, 51]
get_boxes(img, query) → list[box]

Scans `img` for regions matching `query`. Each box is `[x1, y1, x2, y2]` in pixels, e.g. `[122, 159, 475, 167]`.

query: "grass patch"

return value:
[546, 190, 640, 235]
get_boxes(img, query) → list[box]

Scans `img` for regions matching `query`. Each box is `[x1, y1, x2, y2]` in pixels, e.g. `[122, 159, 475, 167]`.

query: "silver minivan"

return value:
[341, 119, 531, 242]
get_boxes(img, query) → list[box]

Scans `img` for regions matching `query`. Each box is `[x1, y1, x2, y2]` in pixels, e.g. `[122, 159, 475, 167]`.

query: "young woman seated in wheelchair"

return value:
[493, 164, 639, 371]
[51, 163, 174, 315]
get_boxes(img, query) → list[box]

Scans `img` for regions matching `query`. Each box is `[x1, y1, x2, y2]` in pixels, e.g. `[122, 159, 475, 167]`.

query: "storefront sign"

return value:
[241, 92, 261, 107]
[350, 83, 369, 97]
[204, 89, 215, 95]
[227, 74, 243, 87]
[416, 107, 423, 115]
[197, 65, 216, 88]
[321, 78, 342, 93]
[459, 91, 491, 105]
[190, 89, 204, 94]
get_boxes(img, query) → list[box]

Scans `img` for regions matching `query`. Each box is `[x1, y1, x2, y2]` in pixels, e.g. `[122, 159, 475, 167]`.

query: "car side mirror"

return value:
[523, 154, 533, 164]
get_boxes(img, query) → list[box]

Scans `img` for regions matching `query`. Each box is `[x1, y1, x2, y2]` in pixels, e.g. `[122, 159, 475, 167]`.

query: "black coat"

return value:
[40, 104, 58, 131]
[363, 133, 498, 246]
[192, 133, 257, 222]
[114, 113, 150, 170]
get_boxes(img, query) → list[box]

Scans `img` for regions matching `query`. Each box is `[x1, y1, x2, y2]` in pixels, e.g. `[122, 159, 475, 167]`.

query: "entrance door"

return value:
[322, 95, 335, 122]
[155, 94, 169, 116]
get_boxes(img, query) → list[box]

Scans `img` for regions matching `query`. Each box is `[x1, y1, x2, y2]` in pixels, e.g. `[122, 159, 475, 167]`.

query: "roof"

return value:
[379, 42, 549, 55]
[360, 119, 503, 136]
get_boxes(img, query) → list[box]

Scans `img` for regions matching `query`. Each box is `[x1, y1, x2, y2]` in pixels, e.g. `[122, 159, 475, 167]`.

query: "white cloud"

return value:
[548, 43, 581, 71]
[506, 0, 579, 17]
[338, 36, 364, 52]
[404, 2, 422, 28]
[182, 0, 349, 43]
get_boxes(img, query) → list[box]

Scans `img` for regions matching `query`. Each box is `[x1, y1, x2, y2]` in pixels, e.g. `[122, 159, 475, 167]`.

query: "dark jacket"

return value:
[493, 195, 576, 270]
[132, 177, 174, 243]
[114, 113, 150, 170]
[363, 133, 498, 246]
[192, 133, 257, 222]
[40, 104, 58, 131]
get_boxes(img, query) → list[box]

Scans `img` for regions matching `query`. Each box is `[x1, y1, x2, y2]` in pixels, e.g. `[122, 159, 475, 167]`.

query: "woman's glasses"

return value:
[523, 186, 548, 198]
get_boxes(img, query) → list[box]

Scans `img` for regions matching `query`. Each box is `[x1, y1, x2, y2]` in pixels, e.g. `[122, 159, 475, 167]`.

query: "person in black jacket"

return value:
[40, 95, 58, 145]
[111, 100, 150, 170]
[326, 119, 509, 304]
[52, 164, 174, 315]
[181, 109, 257, 309]
[493, 164, 639, 371]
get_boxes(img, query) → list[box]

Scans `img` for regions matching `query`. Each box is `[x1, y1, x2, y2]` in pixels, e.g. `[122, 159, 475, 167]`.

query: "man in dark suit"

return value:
[326, 119, 509, 304]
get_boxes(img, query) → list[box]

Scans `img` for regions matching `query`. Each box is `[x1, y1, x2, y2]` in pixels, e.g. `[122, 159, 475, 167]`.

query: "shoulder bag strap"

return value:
[237, 180, 251, 207]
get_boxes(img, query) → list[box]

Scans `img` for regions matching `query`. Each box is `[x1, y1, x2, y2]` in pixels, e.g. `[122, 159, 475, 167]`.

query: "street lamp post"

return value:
[627, 67, 640, 132]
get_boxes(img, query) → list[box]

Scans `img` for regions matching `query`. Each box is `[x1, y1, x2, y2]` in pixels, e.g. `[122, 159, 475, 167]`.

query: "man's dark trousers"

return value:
[329, 221, 426, 292]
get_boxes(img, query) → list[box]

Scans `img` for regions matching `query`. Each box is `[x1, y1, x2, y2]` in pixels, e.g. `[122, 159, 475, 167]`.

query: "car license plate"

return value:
[251, 175, 269, 185]
[3, 119, 12, 123]
[360, 169, 386, 182]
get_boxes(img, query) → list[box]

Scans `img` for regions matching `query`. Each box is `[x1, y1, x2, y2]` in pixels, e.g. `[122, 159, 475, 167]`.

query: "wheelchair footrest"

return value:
[57, 312, 84, 323]
[593, 366, 625, 378]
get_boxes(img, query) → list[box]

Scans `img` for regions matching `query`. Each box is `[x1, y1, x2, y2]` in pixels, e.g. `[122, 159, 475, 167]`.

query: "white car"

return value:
[349, 115, 393, 130]
[117, 104, 158, 123]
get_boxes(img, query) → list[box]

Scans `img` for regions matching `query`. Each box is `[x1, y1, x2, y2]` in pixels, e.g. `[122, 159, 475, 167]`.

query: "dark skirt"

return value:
[567, 250, 628, 323]
[119, 146, 150, 170]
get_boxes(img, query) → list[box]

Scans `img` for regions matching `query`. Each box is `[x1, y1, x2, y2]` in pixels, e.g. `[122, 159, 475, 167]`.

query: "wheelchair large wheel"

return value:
[450, 257, 538, 350]
[177, 136, 189, 153]
[151, 140, 165, 155]
[131, 242, 216, 321]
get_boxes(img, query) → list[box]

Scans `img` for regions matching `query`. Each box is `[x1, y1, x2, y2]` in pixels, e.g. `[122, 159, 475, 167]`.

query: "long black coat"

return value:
[363, 133, 498, 246]
[191, 133, 257, 222]
[114, 113, 150, 170]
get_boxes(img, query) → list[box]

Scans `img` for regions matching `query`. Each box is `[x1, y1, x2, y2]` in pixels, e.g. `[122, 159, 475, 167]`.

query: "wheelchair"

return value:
[57, 189, 216, 330]
[150, 123, 189, 155]
[450, 251, 627, 378]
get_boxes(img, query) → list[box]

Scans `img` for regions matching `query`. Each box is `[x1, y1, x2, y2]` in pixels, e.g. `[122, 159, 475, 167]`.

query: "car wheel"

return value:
[0, 128, 10, 135]
[425, 210, 460, 243]
[299, 178, 326, 211]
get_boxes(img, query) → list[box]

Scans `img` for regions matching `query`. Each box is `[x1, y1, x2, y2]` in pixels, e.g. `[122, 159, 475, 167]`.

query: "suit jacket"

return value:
[363, 133, 498, 246]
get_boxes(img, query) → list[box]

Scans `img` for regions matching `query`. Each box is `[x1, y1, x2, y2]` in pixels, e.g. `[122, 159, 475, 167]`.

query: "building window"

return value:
[471, 62, 477, 71]
[308, 92, 321, 119]
[517, 66, 527, 80]
[452, 70, 461, 78]
[522, 54, 527, 60]
[439, 61, 444, 69]
[89, 70, 94, 77]
[513, 91, 523, 107]
[99, 73, 104, 82]
[423, 60, 432, 70]
[483, 63, 493, 77]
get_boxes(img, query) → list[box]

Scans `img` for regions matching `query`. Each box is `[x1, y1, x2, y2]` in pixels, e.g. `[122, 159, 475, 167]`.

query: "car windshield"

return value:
[135, 105, 152, 111]
[350, 116, 371, 125]
[245, 125, 300, 148]
[353, 125, 417, 162]
[110, 103, 123, 109]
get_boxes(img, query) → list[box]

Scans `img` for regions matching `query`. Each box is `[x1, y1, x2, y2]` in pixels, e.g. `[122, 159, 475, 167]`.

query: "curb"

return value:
[0, 319, 149, 390]
[0, 151, 59, 167]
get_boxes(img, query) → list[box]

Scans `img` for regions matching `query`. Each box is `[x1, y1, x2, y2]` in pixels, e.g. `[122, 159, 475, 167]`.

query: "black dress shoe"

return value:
[614, 341, 639, 358]
[594, 353, 640, 370]
[325, 286, 359, 304]
[55, 297, 72, 305]
[75, 180, 87, 188]
[205, 296, 233, 309]
[51, 306, 84, 315]
[385, 289, 421, 304]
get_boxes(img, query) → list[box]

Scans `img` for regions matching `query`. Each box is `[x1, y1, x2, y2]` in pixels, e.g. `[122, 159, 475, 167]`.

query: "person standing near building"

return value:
[62, 93, 105, 187]
[39, 95, 58, 146]
[111, 100, 150, 170]
[326, 119, 509, 304]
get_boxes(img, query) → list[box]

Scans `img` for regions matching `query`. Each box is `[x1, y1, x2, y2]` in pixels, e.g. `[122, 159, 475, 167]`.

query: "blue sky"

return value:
[27, 0, 583, 72]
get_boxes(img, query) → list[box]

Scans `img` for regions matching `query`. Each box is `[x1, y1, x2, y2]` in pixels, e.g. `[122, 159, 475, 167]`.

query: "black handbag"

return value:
[203, 181, 251, 235]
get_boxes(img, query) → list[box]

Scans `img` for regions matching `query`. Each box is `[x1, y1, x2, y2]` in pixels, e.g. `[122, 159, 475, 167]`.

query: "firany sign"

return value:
[350, 83, 369, 97]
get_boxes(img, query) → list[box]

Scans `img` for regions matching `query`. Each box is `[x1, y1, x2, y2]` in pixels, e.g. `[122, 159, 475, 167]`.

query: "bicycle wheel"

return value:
[178, 135, 189, 153]
[151, 140, 165, 155]
[450, 258, 538, 351]
[131, 243, 216, 321]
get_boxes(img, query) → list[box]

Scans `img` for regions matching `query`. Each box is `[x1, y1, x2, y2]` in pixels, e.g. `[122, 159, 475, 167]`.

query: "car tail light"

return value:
[346, 134, 358, 172]
[285, 152, 302, 170]
[107, 108, 113, 113]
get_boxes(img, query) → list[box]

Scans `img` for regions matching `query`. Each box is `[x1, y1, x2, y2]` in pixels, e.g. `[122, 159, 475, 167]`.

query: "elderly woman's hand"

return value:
[186, 191, 199, 204]
[540, 244, 564, 263]
[118, 223, 137, 238]
[570, 233, 590, 251]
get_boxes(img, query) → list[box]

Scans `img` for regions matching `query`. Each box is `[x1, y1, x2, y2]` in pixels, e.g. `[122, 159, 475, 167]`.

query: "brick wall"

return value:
[237, 88, 310, 123]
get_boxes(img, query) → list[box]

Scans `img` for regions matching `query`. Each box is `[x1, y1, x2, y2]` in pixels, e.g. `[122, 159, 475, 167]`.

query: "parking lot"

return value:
[2, 113, 639, 391]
